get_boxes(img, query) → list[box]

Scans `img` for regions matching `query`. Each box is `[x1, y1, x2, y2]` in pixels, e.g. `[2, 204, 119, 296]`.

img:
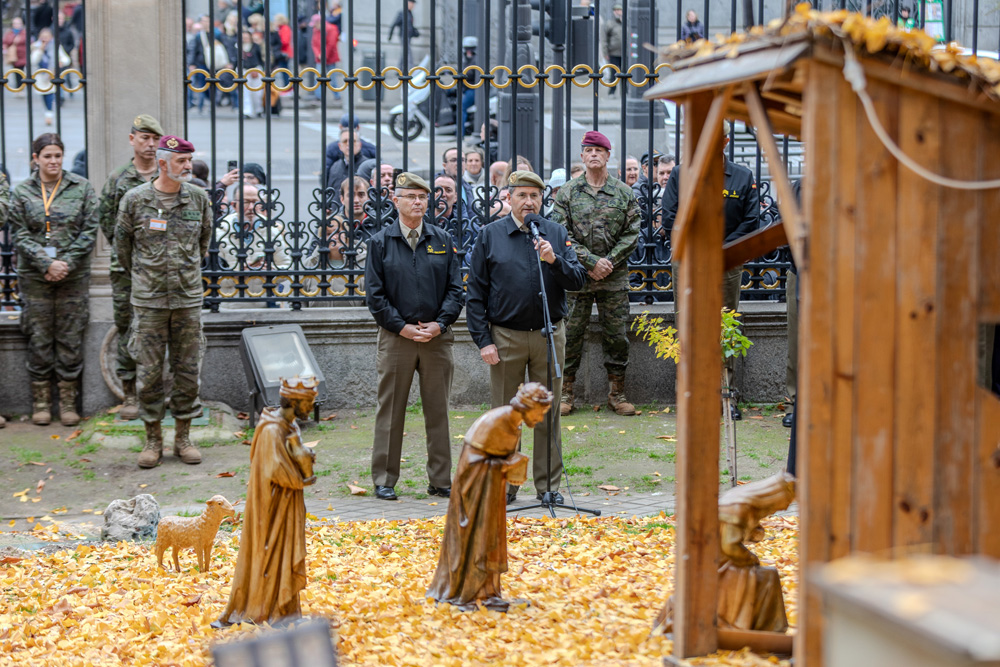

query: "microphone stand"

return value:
[510, 216, 601, 518]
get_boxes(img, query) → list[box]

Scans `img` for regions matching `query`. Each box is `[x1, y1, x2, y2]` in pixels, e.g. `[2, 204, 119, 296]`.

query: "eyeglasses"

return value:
[396, 194, 426, 202]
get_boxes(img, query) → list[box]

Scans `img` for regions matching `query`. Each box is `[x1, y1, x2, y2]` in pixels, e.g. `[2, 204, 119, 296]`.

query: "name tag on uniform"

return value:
[182, 211, 202, 221]
[149, 218, 168, 232]
[426, 245, 447, 254]
[43, 246, 57, 258]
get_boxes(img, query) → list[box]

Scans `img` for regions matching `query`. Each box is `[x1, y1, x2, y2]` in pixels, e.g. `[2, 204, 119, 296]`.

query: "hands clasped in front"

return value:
[45, 259, 69, 282]
[400, 321, 442, 343]
[588, 257, 614, 282]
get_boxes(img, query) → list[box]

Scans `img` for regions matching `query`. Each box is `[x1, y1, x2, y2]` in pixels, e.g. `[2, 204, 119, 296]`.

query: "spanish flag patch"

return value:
[565, 240, 572, 246]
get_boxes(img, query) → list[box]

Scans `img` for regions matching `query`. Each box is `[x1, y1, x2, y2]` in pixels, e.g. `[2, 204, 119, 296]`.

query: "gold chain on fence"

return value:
[183, 63, 673, 92]
[3, 68, 85, 93]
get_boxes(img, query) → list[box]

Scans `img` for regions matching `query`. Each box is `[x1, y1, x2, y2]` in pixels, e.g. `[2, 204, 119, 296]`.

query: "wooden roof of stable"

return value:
[644, 5, 1000, 131]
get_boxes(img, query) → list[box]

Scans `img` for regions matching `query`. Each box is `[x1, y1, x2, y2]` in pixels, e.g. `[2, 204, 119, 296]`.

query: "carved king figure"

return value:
[426, 382, 552, 612]
[216, 376, 318, 627]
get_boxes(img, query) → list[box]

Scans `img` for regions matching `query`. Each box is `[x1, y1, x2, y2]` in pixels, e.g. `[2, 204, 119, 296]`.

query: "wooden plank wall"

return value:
[798, 60, 1000, 666]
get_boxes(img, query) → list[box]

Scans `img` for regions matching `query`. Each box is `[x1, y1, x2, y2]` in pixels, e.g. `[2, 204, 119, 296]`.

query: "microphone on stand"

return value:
[524, 213, 543, 242]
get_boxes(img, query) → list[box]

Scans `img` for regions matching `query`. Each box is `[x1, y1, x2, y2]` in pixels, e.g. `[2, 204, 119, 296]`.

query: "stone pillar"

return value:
[80, 0, 185, 413]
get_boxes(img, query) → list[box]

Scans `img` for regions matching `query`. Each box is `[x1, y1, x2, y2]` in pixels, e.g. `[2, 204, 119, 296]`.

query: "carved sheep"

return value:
[155, 495, 235, 572]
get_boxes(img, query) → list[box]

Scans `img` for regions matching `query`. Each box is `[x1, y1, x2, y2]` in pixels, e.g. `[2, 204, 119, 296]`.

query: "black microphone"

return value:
[525, 213, 543, 242]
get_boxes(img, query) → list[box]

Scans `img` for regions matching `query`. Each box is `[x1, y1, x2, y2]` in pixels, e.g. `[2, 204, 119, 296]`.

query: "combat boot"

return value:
[138, 421, 163, 468]
[57, 380, 81, 426]
[173, 418, 202, 465]
[607, 374, 636, 416]
[31, 381, 51, 426]
[119, 379, 140, 421]
[560, 376, 576, 416]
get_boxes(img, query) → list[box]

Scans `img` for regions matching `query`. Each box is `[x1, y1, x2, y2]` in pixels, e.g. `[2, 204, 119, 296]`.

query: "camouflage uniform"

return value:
[98, 160, 156, 381]
[115, 181, 212, 422]
[9, 171, 99, 382]
[552, 174, 639, 379]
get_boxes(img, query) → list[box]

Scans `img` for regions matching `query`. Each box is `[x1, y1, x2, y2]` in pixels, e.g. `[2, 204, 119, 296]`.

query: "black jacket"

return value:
[660, 157, 759, 244]
[465, 215, 587, 349]
[388, 9, 419, 41]
[365, 222, 465, 335]
[324, 138, 378, 178]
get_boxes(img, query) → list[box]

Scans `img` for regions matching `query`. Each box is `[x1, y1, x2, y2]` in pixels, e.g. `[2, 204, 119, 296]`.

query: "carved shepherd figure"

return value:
[155, 495, 235, 572]
[426, 382, 551, 612]
[215, 376, 319, 627]
[654, 471, 796, 634]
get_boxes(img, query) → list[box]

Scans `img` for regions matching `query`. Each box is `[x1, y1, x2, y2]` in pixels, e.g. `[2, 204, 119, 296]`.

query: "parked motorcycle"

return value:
[389, 56, 497, 141]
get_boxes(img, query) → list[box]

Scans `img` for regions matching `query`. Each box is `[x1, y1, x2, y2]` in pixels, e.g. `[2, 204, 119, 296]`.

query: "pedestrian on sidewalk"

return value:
[115, 136, 212, 468]
[388, 0, 419, 69]
[97, 114, 164, 422]
[9, 133, 98, 427]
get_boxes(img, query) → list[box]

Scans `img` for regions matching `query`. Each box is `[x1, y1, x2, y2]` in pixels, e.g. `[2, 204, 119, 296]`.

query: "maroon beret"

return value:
[158, 135, 195, 154]
[581, 130, 611, 151]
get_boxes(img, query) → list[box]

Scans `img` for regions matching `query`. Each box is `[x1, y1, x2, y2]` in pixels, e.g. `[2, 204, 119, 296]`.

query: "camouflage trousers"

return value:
[564, 290, 630, 378]
[110, 271, 136, 380]
[19, 274, 90, 382]
[128, 305, 204, 423]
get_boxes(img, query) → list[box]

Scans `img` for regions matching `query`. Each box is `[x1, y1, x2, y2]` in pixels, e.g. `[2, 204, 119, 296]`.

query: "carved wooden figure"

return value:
[216, 376, 318, 627]
[655, 471, 796, 634]
[426, 382, 551, 612]
[155, 495, 235, 572]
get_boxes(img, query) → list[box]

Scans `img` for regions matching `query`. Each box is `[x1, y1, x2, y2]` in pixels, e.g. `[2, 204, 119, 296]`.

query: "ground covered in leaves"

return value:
[0, 514, 797, 666]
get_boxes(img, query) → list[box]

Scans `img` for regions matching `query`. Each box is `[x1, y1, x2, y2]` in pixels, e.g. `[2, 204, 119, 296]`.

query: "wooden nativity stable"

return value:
[643, 9, 1000, 666]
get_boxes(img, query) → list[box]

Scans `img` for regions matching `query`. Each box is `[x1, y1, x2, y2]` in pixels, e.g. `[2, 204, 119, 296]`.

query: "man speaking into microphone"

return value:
[466, 171, 587, 505]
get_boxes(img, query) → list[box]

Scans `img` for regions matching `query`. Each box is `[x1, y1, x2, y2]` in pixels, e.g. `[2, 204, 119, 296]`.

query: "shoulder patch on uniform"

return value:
[565, 240, 572, 246]
[751, 183, 756, 188]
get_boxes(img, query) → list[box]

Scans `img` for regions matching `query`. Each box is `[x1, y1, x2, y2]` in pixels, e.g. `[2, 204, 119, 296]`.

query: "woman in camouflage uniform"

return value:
[9, 133, 99, 426]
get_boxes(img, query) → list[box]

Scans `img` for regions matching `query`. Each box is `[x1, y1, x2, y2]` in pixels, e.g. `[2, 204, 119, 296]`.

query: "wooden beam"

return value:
[981, 113, 1000, 322]
[672, 85, 734, 263]
[672, 90, 724, 660]
[796, 60, 841, 667]
[717, 629, 794, 655]
[744, 83, 807, 270]
[975, 387, 1000, 558]
[722, 221, 788, 271]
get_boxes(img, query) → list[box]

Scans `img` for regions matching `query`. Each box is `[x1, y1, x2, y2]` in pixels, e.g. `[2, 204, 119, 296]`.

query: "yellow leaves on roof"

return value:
[0, 515, 799, 666]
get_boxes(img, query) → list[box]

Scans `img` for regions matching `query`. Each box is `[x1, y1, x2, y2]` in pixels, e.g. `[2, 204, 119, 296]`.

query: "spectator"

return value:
[273, 13, 293, 70]
[216, 183, 289, 271]
[325, 129, 365, 196]
[29, 28, 70, 126]
[655, 154, 676, 189]
[601, 4, 623, 96]
[311, 10, 341, 101]
[489, 161, 508, 188]
[388, 0, 419, 68]
[569, 162, 584, 179]
[463, 148, 485, 188]
[238, 31, 266, 118]
[30, 0, 54, 38]
[241, 162, 266, 186]
[622, 155, 639, 187]
[187, 23, 231, 113]
[325, 114, 377, 175]
[4, 17, 28, 83]
[681, 9, 705, 41]
[898, 5, 917, 29]
[428, 175, 468, 226]
[437, 147, 474, 208]
[477, 120, 499, 163]
[191, 160, 210, 183]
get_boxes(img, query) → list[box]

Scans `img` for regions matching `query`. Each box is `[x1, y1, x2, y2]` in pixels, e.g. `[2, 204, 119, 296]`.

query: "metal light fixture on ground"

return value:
[239, 324, 326, 424]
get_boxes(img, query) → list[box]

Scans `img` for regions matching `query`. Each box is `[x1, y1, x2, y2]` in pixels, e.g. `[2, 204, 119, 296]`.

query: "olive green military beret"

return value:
[395, 171, 431, 193]
[508, 170, 545, 189]
[131, 114, 165, 136]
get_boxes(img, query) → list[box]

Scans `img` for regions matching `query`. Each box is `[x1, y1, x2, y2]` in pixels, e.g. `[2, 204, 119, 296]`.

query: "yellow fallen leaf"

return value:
[347, 484, 367, 496]
[12, 489, 29, 498]
[428, 502, 438, 506]
[566, 426, 575, 431]
[327, 504, 333, 511]
[30, 498, 40, 503]
[302, 441, 319, 448]
[50, 434, 60, 440]
[618, 430, 626, 434]
[138, 484, 148, 489]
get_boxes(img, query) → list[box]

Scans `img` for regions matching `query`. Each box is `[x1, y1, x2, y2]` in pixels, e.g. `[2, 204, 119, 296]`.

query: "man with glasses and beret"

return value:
[115, 135, 212, 469]
[552, 130, 640, 417]
[365, 172, 466, 501]
[97, 114, 164, 421]
[466, 170, 587, 505]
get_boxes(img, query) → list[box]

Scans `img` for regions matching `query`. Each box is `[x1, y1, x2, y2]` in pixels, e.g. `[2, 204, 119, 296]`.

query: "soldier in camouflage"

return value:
[552, 131, 640, 416]
[97, 114, 163, 420]
[115, 135, 212, 468]
[9, 133, 99, 426]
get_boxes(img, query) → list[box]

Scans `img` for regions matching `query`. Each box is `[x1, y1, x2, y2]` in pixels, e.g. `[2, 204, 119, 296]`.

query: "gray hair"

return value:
[155, 148, 173, 164]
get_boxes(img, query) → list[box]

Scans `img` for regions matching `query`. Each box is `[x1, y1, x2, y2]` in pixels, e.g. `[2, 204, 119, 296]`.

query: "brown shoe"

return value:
[607, 374, 636, 416]
[560, 376, 576, 416]
[57, 380, 81, 426]
[0, 414, 6, 428]
[119, 378, 140, 421]
[173, 418, 202, 465]
[31, 381, 51, 426]
[138, 421, 163, 468]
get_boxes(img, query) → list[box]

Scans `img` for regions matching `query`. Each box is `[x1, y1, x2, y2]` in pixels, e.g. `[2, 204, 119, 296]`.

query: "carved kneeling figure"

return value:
[155, 495, 235, 572]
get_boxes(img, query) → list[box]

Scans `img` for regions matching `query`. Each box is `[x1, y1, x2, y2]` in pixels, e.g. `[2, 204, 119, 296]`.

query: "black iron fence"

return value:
[0, 0, 997, 309]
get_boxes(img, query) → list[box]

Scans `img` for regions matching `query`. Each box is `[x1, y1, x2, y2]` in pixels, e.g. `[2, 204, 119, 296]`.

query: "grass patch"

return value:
[315, 469, 332, 477]
[176, 510, 199, 517]
[76, 442, 100, 456]
[167, 485, 192, 495]
[10, 447, 44, 465]
[405, 400, 423, 415]
[564, 465, 593, 476]
[128, 445, 143, 453]
[81, 470, 96, 482]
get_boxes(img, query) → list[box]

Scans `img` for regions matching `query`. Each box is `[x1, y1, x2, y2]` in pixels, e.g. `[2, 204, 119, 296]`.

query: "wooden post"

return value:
[672, 90, 723, 659]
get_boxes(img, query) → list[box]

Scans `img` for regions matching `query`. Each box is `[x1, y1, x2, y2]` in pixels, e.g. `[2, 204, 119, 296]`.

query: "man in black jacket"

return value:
[365, 172, 465, 501]
[388, 0, 419, 68]
[660, 121, 759, 419]
[465, 171, 588, 504]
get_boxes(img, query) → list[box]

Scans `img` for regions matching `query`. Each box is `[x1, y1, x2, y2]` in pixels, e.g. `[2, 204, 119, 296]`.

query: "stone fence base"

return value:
[0, 303, 790, 417]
